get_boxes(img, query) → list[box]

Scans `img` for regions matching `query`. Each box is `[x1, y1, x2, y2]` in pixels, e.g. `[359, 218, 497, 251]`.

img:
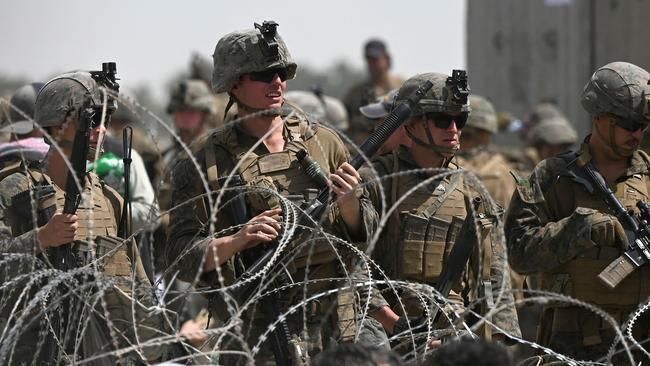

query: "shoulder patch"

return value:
[510, 170, 544, 204]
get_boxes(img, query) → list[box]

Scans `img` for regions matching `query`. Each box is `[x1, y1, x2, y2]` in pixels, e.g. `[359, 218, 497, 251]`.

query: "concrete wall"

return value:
[467, 0, 650, 140]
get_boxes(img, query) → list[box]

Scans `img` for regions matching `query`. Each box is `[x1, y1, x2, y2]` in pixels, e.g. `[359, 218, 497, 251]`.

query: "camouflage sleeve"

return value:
[358, 160, 392, 263]
[0, 173, 41, 255]
[504, 159, 597, 274]
[165, 154, 213, 283]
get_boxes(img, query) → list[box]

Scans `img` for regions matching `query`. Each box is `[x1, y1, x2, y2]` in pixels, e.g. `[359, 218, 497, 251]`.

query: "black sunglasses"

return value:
[249, 67, 289, 83]
[610, 115, 648, 133]
[425, 112, 469, 129]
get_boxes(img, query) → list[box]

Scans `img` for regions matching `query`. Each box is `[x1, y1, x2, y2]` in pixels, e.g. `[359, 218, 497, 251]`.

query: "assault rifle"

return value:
[237, 79, 434, 282]
[577, 161, 650, 289]
[225, 79, 433, 363]
[35, 62, 119, 364]
[221, 175, 300, 366]
[54, 62, 120, 271]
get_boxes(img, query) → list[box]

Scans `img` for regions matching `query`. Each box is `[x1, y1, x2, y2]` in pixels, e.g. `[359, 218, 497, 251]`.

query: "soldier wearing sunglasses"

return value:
[166, 21, 395, 364]
[505, 62, 650, 363]
[354, 72, 521, 352]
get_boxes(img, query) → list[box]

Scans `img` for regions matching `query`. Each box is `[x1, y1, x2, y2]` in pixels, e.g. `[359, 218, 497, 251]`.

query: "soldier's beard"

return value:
[594, 121, 636, 157]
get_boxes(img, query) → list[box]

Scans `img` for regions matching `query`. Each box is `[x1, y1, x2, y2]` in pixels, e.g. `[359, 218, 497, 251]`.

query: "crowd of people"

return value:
[0, 19, 648, 366]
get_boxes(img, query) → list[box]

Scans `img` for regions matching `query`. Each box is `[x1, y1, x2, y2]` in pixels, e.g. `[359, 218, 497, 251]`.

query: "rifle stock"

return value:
[221, 175, 295, 366]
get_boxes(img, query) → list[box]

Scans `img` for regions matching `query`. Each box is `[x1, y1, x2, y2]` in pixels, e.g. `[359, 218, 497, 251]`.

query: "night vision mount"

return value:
[254, 20, 280, 62]
[446, 69, 469, 104]
[89, 62, 120, 116]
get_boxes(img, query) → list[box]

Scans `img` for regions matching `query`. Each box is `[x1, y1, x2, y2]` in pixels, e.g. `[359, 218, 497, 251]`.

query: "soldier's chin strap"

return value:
[224, 93, 282, 120]
[405, 119, 459, 160]
[594, 119, 636, 157]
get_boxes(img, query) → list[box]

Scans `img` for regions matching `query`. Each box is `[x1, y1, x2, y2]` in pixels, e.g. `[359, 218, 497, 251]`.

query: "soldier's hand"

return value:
[179, 318, 208, 347]
[232, 208, 282, 251]
[329, 162, 361, 204]
[37, 213, 78, 250]
[590, 212, 627, 247]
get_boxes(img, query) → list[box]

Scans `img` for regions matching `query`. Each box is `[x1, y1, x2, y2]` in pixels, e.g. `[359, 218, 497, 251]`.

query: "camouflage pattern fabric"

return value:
[0, 164, 165, 364]
[504, 140, 650, 363]
[165, 111, 388, 364]
[211, 26, 297, 94]
[360, 146, 521, 343]
[458, 147, 517, 209]
[466, 95, 498, 134]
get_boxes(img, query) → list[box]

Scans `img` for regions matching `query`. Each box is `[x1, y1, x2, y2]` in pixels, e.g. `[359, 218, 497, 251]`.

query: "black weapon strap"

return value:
[433, 196, 482, 317]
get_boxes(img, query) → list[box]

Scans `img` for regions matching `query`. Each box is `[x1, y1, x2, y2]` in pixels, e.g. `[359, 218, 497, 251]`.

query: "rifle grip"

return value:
[597, 254, 635, 290]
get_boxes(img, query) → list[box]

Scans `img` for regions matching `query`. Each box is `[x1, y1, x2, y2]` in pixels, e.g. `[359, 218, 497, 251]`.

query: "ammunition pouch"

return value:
[398, 212, 464, 283]
[9, 184, 57, 233]
[540, 246, 650, 307]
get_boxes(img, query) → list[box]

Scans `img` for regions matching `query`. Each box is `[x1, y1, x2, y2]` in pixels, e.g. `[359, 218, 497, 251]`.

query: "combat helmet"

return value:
[1, 82, 44, 134]
[212, 20, 297, 94]
[581, 62, 650, 123]
[528, 116, 578, 147]
[167, 79, 216, 115]
[581, 61, 650, 156]
[35, 70, 116, 128]
[397, 71, 470, 155]
[466, 95, 497, 134]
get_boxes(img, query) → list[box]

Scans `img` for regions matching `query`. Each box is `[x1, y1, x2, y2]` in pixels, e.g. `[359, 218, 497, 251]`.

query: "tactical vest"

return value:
[9, 169, 119, 238]
[0, 166, 164, 361]
[534, 151, 650, 345]
[539, 173, 650, 307]
[463, 150, 516, 209]
[202, 116, 360, 342]
[378, 152, 493, 287]
[203, 116, 344, 270]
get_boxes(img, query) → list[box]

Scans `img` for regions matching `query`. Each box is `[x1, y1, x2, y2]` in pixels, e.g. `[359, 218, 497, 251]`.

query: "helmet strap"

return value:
[227, 93, 282, 119]
[405, 120, 459, 156]
[594, 119, 635, 157]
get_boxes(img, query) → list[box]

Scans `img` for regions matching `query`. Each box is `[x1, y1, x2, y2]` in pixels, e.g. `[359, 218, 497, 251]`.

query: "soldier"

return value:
[458, 95, 517, 209]
[165, 21, 396, 364]
[0, 83, 49, 169]
[343, 39, 404, 145]
[527, 115, 578, 162]
[505, 62, 650, 363]
[358, 89, 410, 156]
[166, 79, 221, 144]
[355, 73, 521, 353]
[0, 71, 164, 364]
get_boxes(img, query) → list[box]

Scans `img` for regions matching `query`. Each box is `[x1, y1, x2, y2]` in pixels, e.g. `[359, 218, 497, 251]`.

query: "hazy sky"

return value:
[0, 0, 466, 99]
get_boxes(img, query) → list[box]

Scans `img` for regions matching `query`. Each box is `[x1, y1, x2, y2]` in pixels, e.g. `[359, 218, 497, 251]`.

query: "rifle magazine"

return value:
[597, 254, 636, 289]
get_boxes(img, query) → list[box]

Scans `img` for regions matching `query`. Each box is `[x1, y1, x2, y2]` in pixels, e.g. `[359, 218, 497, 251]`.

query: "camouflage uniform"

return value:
[166, 111, 388, 364]
[165, 22, 388, 365]
[0, 72, 165, 365]
[459, 95, 517, 210]
[362, 147, 521, 339]
[360, 73, 521, 350]
[344, 75, 404, 143]
[343, 40, 403, 143]
[153, 79, 221, 325]
[505, 62, 650, 364]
